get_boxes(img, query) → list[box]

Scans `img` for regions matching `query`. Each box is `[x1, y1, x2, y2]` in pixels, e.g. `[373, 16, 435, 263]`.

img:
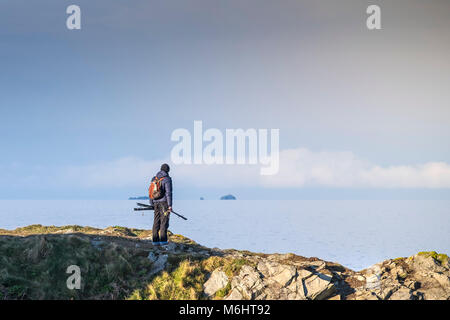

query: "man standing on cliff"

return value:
[149, 163, 173, 246]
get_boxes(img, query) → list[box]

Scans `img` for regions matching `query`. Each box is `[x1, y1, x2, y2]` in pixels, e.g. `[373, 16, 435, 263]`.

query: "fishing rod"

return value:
[134, 203, 188, 221]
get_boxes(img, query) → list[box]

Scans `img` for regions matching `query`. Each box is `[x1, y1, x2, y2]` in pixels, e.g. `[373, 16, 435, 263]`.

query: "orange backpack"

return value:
[149, 176, 165, 200]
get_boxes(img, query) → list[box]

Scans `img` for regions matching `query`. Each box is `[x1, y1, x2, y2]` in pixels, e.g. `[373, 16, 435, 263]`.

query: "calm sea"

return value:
[0, 200, 449, 271]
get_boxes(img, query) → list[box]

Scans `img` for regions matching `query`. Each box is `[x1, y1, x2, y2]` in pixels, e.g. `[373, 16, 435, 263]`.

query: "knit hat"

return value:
[161, 163, 170, 173]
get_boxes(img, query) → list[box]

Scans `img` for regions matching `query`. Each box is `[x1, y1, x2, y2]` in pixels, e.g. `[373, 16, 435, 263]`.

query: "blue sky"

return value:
[1, 0, 450, 199]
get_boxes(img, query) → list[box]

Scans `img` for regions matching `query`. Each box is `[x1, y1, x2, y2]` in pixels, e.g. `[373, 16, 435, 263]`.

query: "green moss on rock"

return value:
[215, 281, 232, 299]
[418, 251, 449, 266]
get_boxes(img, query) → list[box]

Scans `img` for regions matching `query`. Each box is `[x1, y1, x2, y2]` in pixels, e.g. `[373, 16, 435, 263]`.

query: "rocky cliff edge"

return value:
[0, 225, 448, 300]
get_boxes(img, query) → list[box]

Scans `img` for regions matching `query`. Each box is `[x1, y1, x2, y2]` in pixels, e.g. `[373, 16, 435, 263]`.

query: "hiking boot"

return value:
[152, 242, 161, 246]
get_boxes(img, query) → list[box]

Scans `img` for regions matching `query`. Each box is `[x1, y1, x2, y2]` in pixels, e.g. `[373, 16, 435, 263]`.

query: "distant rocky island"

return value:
[128, 196, 149, 200]
[0, 224, 448, 300]
[220, 194, 236, 200]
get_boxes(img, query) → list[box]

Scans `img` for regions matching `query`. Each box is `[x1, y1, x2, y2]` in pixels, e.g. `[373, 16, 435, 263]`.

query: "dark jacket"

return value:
[149, 170, 172, 207]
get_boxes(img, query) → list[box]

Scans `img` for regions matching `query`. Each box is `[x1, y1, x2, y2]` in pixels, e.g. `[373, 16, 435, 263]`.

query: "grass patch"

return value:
[215, 281, 232, 299]
[393, 257, 405, 261]
[0, 225, 101, 236]
[418, 251, 449, 266]
[0, 225, 252, 300]
[223, 259, 247, 278]
[128, 256, 253, 300]
[131, 260, 205, 300]
[0, 234, 154, 299]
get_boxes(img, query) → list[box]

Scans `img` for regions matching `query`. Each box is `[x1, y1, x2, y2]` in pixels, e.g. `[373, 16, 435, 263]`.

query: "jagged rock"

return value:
[257, 261, 297, 286]
[303, 272, 335, 300]
[230, 265, 265, 299]
[356, 275, 366, 282]
[225, 288, 243, 300]
[160, 242, 177, 252]
[411, 254, 446, 273]
[365, 272, 382, 290]
[147, 252, 158, 263]
[297, 268, 314, 279]
[378, 285, 400, 300]
[147, 252, 168, 275]
[203, 269, 228, 297]
[417, 287, 448, 300]
[431, 273, 450, 289]
[404, 280, 419, 290]
[309, 260, 326, 271]
[272, 268, 296, 287]
[388, 287, 413, 300]
[286, 280, 306, 300]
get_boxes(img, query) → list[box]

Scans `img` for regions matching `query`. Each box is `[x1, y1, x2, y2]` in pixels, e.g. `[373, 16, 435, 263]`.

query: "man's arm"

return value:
[165, 177, 173, 208]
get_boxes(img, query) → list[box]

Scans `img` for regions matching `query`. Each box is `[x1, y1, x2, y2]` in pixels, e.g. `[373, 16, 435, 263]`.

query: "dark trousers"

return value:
[152, 201, 170, 242]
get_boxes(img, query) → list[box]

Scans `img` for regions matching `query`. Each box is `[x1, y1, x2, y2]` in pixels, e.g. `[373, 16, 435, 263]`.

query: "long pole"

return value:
[134, 203, 188, 220]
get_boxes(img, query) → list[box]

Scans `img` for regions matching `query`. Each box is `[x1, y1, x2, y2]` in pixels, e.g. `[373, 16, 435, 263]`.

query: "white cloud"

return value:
[260, 148, 450, 188]
[10, 149, 450, 190]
